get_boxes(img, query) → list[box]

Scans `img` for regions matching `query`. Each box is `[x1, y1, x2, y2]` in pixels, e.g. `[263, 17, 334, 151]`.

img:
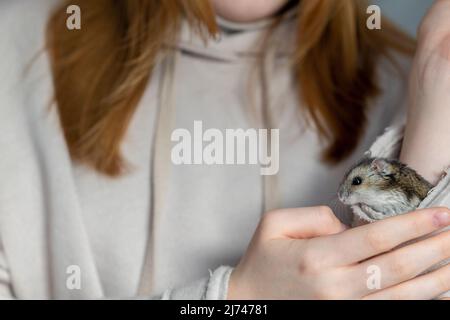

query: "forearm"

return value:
[400, 99, 450, 185]
[400, 31, 450, 185]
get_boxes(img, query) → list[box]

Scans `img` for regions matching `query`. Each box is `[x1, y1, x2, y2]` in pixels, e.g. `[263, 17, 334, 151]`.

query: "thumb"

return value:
[260, 206, 347, 240]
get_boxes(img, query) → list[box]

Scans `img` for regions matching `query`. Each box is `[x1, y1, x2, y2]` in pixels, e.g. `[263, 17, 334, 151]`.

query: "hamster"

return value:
[338, 157, 433, 223]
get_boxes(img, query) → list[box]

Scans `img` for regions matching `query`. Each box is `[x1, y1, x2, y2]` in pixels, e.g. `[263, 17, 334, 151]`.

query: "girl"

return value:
[0, 0, 450, 299]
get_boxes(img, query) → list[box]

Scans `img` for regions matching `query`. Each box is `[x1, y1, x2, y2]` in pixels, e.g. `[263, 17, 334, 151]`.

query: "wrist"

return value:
[226, 268, 254, 300]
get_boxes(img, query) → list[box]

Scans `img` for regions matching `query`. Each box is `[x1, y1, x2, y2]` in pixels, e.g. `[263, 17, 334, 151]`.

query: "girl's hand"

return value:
[400, 0, 450, 184]
[228, 206, 450, 299]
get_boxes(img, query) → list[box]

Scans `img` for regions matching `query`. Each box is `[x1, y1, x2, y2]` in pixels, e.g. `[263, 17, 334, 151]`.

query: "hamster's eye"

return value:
[352, 177, 362, 186]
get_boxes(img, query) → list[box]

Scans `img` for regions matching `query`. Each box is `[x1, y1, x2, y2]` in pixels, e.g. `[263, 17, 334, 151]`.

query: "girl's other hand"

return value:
[228, 206, 450, 299]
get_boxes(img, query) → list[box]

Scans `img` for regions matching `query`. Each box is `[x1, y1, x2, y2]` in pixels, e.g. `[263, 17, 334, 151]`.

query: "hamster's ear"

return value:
[371, 158, 392, 176]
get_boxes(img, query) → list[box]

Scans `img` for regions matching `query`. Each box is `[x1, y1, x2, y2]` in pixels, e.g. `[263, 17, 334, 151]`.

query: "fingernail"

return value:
[434, 211, 450, 227]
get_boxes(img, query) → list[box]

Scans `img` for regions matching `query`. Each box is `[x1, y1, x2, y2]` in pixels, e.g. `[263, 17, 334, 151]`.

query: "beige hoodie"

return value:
[0, 0, 422, 299]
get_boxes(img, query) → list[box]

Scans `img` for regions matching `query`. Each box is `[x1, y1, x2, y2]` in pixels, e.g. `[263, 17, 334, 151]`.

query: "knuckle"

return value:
[425, 207, 450, 221]
[434, 267, 450, 293]
[435, 206, 450, 213]
[430, 260, 450, 292]
[299, 245, 322, 273]
[365, 229, 388, 252]
[316, 206, 334, 219]
[438, 233, 450, 258]
[388, 255, 411, 277]
[315, 206, 339, 228]
[408, 217, 423, 237]
[429, 232, 450, 265]
[262, 209, 279, 222]
[260, 210, 281, 230]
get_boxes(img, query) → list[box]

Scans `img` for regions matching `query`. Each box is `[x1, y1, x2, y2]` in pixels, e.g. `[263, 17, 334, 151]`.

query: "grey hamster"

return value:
[338, 157, 433, 222]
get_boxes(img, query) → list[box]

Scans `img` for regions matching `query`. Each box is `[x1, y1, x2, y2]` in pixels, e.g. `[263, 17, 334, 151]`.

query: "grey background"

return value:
[373, 0, 434, 36]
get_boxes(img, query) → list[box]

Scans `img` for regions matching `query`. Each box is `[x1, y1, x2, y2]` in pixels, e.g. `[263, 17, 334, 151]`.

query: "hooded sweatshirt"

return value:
[0, 0, 423, 299]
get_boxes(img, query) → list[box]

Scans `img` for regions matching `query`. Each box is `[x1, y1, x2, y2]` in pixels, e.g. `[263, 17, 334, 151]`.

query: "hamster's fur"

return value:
[338, 158, 433, 222]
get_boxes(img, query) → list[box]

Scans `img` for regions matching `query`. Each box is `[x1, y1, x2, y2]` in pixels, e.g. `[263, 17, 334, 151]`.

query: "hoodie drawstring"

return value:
[138, 49, 178, 296]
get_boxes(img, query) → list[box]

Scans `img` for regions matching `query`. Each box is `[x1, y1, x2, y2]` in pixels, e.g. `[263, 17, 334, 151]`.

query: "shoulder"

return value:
[0, 0, 61, 76]
[0, 0, 61, 109]
[0, 0, 61, 37]
[0, 1, 65, 166]
[0, 0, 60, 27]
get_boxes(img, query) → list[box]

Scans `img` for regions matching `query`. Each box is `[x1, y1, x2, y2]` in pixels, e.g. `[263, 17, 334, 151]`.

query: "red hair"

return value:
[46, 0, 415, 175]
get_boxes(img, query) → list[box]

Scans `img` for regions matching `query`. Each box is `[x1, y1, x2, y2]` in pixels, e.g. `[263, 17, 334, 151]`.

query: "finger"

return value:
[318, 207, 450, 266]
[260, 206, 347, 240]
[351, 230, 450, 296]
[363, 264, 450, 300]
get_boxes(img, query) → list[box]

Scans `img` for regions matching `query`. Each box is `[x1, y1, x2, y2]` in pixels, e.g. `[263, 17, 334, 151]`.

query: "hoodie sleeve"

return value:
[0, 239, 14, 299]
[149, 266, 234, 300]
